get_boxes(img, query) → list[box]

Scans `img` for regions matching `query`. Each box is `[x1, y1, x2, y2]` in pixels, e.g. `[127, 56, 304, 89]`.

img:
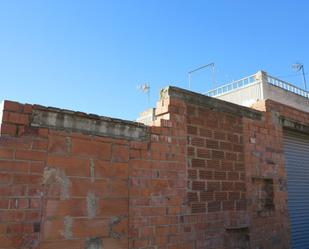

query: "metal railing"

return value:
[205, 74, 257, 97]
[205, 72, 309, 99]
[267, 75, 309, 99]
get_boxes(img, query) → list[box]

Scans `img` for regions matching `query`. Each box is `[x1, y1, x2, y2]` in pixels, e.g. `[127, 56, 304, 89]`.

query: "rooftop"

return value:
[205, 71, 309, 112]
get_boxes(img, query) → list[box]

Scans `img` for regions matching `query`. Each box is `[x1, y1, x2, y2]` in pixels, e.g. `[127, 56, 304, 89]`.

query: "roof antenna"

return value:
[137, 83, 150, 107]
[188, 62, 215, 90]
[292, 63, 307, 90]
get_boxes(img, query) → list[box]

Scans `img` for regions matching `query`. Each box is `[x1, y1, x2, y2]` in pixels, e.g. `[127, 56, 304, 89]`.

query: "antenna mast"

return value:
[188, 62, 215, 90]
[292, 63, 307, 90]
[137, 84, 150, 107]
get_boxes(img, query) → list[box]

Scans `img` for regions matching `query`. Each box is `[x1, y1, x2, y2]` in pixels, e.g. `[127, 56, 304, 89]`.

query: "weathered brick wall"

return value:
[0, 101, 136, 249]
[0, 101, 46, 248]
[244, 99, 309, 249]
[0, 87, 308, 249]
[243, 108, 289, 249]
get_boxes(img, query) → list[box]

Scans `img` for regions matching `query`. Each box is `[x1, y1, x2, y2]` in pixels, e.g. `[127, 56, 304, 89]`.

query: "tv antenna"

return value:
[188, 62, 216, 90]
[137, 83, 150, 107]
[292, 63, 307, 90]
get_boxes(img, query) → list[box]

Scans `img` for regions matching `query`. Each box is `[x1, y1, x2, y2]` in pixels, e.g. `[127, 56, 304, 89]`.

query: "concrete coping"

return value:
[160, 86, 263, 120]
[280, 116, 309, 135]
[31, 105, 148, 140]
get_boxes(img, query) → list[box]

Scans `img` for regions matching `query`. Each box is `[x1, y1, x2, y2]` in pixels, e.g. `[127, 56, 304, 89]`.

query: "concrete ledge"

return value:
[31, 107, 148, 140]
[280, 117, 309, 135]
[161, 86, 262, 120]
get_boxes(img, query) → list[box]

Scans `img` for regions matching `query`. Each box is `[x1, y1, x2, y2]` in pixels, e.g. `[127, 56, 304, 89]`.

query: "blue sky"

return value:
[0, 0, 308, 120]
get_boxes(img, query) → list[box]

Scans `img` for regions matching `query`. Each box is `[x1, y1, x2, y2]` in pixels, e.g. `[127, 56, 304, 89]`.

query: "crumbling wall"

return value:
[0, 101, 46, 249]
[1, 87, 306, 249]
[0, 101, 145, 249]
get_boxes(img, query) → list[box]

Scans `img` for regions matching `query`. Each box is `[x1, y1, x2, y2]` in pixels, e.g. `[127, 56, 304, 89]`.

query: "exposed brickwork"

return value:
[187, 104, 246, 215]
[0, 87, 308, 249]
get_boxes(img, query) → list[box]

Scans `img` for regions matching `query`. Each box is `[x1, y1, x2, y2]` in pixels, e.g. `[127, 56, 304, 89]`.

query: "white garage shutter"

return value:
[283, 130, 309, 249]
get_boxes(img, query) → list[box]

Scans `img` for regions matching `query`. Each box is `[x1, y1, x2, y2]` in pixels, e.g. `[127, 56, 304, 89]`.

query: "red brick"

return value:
[199, 128, 212, 137]
[72, 218, 109, 238]
[191, 137, 204, 147]
[214, 171, 226, 180]
[0, 123, 17, 135]
[207, 159, 220, 169]
[140, 207, 166, 216]
[188, 192, 198, 203]
[187, 126, 198, 135]
[32, 139, 48, 150]
[42, 218, 65, 240]
[192, 181, 206, 191]
[0, 173, 11, 184]
[188, 169, 197, 179]
[199, 170, 213, 179]
[214, 131, 226, 140]
[0, 160, 30, 172]
[236, 200, 247, 210]
[228, 172, 239, 180]
[207, 181, 220, 191]
[222, 181, 234, 191]
[235, 182, 246, 191]
[187, 146, 195, 156]
[220, 141, 232, 150]
[48, 135, 69, 154]
[99, 198, 128, 216]
[207, 201, 221, 212]
[15, 150, 46, 161]
[12, 174, 41, 184]
[215, 192, 227, 201]
[197, 148, 210, 158]
[3, 112, 29, 125]
[191, 158, 206, 168]
[23, 104, 33, 114]
[109, 179, 128, 198]
[191, 203, 206, 213]
[40, 240, 83, 249]
[71, 138, 111, 160]
[200, 191, 213, 202]
[228, 191, 240, 200]
[222, 200, 235, 211]
[212, 150, 225, 159]
[95, 161, 128, 179]
[70, 179, 108, 197]
[47, 155, 89, 176]
[3, 101, 21, 112]
[206, 139, 219, 149]
[112, 144, 129, 162]
[0, 199, 9, 208]
[0, 148, 14, 159]
[0, 160, 29, 173]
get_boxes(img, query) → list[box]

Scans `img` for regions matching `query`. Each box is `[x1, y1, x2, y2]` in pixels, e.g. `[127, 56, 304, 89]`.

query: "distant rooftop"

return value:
[205, 71, 309, 112]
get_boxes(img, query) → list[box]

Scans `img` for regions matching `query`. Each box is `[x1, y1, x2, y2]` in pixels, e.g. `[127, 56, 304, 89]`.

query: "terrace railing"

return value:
[205, 72, 309, 99]
[267, 75, 309, 99]
[205, 74, 258, 97]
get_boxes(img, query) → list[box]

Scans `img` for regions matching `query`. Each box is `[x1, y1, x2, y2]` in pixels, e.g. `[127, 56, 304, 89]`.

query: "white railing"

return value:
[267, 75, 309, 99]
[205, 72, 309, 99]
[205, 75, 257, 97]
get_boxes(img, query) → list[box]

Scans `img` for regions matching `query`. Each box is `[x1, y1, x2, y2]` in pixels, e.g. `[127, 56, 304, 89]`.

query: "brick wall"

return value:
[0, 87, 308, 249]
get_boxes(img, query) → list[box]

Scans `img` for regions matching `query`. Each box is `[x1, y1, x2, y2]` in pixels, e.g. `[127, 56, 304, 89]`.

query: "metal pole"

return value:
[188, 62, 215, 90]
[147, 89, 150, 108]
[301, 65, 307, 90]
[211, 64, 216, 87]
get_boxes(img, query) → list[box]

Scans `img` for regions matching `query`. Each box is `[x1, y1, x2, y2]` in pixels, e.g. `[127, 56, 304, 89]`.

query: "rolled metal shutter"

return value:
[283, 130, 309, 249]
